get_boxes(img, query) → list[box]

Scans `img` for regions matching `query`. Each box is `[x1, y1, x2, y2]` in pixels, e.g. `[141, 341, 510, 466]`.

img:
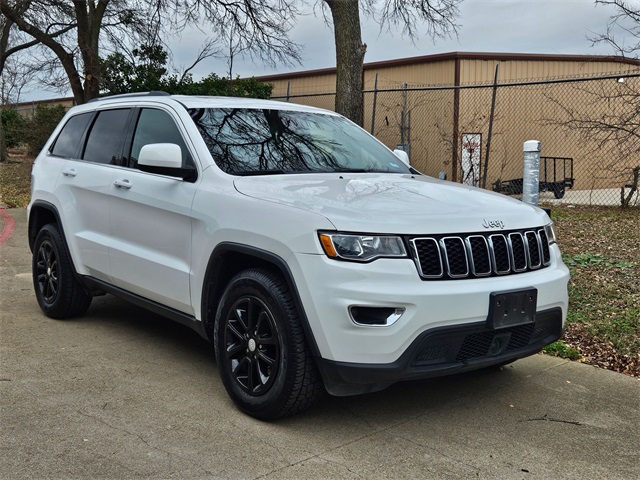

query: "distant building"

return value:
[259, 51, 640, 95]
[9, 97, 75, 119]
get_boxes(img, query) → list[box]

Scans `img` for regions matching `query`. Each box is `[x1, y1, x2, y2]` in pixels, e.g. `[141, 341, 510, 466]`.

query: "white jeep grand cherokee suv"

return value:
[28, 93, 570, 419]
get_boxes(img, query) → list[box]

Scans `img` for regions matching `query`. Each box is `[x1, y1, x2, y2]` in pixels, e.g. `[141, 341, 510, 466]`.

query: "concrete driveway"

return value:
[1, 208, 638, 479]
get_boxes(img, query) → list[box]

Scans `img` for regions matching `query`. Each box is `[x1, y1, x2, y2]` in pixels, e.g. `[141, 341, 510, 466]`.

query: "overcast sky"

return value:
[170, 0, 628, 80]
[22, 0, 636, 101]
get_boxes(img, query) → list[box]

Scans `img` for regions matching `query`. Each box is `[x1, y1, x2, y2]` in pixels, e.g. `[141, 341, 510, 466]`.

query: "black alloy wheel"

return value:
[35, 238, 59, 305]
[214, 268, 323, 420]
[223, 295, 281, 396]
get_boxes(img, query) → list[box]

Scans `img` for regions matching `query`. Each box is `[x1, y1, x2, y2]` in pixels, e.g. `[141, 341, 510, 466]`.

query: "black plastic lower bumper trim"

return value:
[316, 307, 563, 396]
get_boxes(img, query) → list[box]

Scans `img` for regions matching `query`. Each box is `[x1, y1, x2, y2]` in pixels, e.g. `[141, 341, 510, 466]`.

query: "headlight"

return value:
[544, 222, 557, 244]
[319, 233, 407, 262]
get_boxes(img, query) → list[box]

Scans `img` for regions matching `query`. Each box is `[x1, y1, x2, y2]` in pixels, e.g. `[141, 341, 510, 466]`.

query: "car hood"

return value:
[233, 173, 549, 234]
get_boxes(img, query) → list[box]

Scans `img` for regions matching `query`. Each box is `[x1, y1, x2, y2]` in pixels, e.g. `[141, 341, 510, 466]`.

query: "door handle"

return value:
[114, 179, 132, 190]
[61, 168, 77, 177]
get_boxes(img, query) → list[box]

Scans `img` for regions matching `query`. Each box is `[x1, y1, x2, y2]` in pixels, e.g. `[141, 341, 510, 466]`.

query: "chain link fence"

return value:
[273, 72, 640, 208]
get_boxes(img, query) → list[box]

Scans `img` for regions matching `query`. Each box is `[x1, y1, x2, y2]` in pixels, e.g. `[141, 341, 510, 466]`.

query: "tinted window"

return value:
[129, 109, 192, 168]
[50, 113, 93, 158]
[188, 108, 411, 175]
[83, 109, 131, 164]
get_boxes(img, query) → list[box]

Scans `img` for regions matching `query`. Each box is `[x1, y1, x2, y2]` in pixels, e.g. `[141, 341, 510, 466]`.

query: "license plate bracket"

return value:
[487, 288, 537, 329]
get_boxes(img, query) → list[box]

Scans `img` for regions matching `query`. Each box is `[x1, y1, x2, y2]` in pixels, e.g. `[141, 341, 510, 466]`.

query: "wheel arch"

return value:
[28, 200, 91, 289]
[201, 242, 321, 358]
[28, 201, 64, 253]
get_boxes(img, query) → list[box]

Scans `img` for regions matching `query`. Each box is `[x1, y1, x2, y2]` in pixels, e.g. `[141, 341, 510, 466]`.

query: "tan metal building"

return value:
[261, 52, 640, 93]
[10, 97, 75, 119]
[259, 52, 640, 195]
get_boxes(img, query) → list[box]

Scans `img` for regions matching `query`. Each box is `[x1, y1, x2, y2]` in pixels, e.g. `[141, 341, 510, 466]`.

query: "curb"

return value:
[0, 208, 16, 246]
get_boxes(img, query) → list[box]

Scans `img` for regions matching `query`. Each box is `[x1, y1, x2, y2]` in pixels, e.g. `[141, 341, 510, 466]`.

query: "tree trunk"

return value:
[325, 0, 366, 126]
[74, 0, 107, 102]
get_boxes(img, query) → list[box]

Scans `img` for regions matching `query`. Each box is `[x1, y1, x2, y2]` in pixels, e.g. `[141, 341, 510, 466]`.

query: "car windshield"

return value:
[188, 108, 411, 175]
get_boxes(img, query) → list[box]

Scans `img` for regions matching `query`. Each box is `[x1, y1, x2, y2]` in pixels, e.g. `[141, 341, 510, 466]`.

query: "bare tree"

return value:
[1, 1, 141, 103]
[590, 0, 640, 57]
[1, 6, 56, 162]
[177, 0, 302, 68]
[1, 10, 66, 105]
[176, 39, 222, 86]
[570, 0, 640, 206]
[0, 0, 302, 105]
[322, 0, 461, 126]
[1, 54, 43, 103]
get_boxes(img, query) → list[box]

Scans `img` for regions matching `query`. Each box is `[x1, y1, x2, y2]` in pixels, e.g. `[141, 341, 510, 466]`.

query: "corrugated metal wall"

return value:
[264, 54, 640, 94]
[461, 59, 639, 83]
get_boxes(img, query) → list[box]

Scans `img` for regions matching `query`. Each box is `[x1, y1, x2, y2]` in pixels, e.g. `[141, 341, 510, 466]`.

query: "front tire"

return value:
[214, 268, 323, 419]
[32, 224, 92, 319]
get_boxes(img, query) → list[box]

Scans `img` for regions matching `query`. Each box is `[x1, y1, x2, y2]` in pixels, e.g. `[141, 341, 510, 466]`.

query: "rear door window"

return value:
[82, 109, 132, 164]
[50, 113, 93, 158]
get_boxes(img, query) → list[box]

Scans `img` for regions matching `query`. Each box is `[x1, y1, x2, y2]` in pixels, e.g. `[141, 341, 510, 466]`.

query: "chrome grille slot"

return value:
[489, 234, 511, 274]
[467, 235, 491, 276]
[442, 237, 469, 278]
[539, 229, 551, 265]
[525, 231, 542, 269]
[411, 238, 443, 278]
[508, 232, 528, 272]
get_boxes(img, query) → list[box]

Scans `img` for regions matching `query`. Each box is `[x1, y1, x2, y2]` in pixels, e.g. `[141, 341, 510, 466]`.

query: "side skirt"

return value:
[82, 276, 208, 339]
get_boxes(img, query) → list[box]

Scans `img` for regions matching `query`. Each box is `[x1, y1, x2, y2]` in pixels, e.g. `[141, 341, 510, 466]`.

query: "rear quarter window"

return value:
[50, 113, 93, 158]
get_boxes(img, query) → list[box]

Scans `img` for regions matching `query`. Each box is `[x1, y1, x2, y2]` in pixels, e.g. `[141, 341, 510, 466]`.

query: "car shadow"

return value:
[75, 293, 528, 423]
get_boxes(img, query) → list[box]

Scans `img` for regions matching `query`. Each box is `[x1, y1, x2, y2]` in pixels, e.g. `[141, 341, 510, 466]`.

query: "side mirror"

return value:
[138, 143, 182, 169]
[137, 143, 196, 182]
[393, 149, 410, 167]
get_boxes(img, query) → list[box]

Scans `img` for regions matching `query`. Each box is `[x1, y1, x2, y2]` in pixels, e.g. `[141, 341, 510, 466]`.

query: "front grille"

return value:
[410, 228, 552, 280]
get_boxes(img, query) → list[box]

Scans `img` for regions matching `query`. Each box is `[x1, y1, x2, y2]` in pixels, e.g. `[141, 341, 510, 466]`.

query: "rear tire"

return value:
[214, 268, 323, 420]
[32, 224, 92, 319]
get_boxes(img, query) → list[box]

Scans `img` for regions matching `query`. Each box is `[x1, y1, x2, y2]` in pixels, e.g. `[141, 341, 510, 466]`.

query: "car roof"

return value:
[173, 95, 337, 114]
[77, 93, 339, 116]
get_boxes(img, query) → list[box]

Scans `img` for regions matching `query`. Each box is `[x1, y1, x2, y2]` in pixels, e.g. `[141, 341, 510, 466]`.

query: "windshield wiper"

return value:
[236, 169, 289, 176]
[235, 168, 397, 176]
[331, 168, 404, 174]
[331, 168, 371, 173]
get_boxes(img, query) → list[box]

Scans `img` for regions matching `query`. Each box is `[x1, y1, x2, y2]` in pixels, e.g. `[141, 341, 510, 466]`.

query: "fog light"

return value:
[349, 306, 405, 326]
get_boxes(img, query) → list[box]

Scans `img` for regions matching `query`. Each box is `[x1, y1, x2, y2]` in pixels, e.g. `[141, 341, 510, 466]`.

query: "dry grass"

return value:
[548, 205, 639, 376]
[0, 151, 32, 208]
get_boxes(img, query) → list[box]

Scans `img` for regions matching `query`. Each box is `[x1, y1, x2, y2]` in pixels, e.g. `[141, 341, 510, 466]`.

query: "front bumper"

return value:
[290, 246, 569, 365]
[317, 307, 563, 396]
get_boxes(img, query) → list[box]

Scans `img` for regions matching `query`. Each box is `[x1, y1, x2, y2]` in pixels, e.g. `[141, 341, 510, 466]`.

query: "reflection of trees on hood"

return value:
[189, 108, 348, 173]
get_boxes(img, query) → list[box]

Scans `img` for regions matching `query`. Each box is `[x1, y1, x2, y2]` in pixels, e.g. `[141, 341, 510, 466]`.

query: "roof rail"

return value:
[88, 91, 171, 103]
